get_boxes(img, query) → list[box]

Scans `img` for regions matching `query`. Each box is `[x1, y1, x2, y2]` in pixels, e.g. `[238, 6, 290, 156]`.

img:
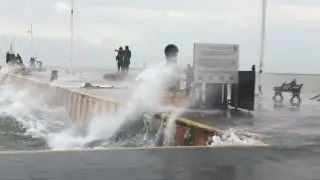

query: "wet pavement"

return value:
[23, 69, 137, 103]
[0, 146, 320, 180]
[181, 94, 320, 146]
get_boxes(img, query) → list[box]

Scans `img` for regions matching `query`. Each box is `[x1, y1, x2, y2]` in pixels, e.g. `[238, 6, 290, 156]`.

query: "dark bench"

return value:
[273, 79, 303, 102]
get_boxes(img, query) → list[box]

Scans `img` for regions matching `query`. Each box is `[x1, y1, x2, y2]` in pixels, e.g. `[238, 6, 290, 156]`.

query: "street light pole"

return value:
[69, 0, 74, 70]
[258, 0, 267, 95]
[13, 35, 16, 51]
[28, 21, 34, 56]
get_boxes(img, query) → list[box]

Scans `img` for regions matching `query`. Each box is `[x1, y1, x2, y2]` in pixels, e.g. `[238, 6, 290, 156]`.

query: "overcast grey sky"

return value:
[1, 0, 320, 73]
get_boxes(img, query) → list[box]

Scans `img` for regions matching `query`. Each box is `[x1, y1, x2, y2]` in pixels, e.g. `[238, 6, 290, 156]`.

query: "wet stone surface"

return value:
[181, 95, 320, 146]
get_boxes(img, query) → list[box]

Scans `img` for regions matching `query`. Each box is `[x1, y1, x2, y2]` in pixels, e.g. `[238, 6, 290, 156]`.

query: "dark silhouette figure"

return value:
[6, 45, 16, 65]
[123, 45, 131, 74]
[16, 54, 22, 66]
[50, 70, 58, 82]
[36, 61, 43, 69]
[6, 52, 15, 65]
[30, 57, 36, 68]
[19, 60, 25, 68]
[16, 54, 21, 60]
[6, 52, 10, 64]
[115, 46, 124, 73]
[16, 54, 25, 68]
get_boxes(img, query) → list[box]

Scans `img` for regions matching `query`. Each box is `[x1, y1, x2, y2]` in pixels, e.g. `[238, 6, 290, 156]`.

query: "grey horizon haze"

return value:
[1, 0, 320, 74]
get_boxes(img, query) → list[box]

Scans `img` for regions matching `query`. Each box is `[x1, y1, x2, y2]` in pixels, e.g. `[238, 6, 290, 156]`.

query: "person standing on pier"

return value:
[30, 57, 36, 68]
[36, 60, 43, 69]
[115, 46, 124, 73]
[16, 54, 22, 65]
[123, 45, 131, 74]
[16, 54, 24, 68]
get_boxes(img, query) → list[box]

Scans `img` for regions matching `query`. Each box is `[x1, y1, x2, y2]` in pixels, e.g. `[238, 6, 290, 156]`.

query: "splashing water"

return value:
[46, 62, 182, 149]
[208, 129, 260, 146]
[0, 63, 261, 150]
[0, 70, 69, 150]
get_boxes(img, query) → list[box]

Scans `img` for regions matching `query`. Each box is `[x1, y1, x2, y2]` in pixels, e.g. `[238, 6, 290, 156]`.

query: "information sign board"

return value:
[193, 43, 239, 84]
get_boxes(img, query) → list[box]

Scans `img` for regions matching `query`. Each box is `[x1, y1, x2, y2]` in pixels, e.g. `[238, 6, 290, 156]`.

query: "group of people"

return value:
[115, 45, 131, 74]
[6, 52, 25, 67]
[6, 51, 42, 69]
[5, 45, 43, 69]
[29, 57, 43, 69]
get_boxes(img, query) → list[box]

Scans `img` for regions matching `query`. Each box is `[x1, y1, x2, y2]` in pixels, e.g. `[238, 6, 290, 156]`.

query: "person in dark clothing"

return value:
[6, 52, 15, 65]
[15, 54, 23, 67]
[115, 46, 124, 73]
[6, 52, 9, 64]
[16, 54, 21, 61]
[16, 54, 22, 66]
[6, 45, 15, 65]
[30, 57, 36, 68]
[123, 45, 131, 74]
[36, 61, 43, 69]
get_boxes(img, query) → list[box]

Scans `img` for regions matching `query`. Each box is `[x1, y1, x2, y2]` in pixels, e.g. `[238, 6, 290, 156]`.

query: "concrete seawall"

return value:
[0, 72, 266, 147]
[0, 73, 122, 129]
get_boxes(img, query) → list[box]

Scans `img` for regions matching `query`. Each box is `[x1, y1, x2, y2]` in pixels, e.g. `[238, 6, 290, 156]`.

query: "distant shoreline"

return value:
[44, 66, 320, 76]
[263, 72, 320, 76]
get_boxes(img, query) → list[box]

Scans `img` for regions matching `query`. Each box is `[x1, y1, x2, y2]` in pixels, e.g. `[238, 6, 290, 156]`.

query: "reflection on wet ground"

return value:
[1, 145, 320, 180]
[182, 93, 320, 146]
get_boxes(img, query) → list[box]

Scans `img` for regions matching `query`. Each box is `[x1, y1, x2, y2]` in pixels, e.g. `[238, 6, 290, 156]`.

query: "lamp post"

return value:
[27, 21, 34, 57]
[258, 0, 267, 95]
[13, 35, 16, 52]
[69, 0, 74, 70]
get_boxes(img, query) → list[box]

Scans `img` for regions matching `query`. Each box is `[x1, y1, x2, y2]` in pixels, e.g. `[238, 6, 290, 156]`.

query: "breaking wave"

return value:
[0, 64, 260, 151]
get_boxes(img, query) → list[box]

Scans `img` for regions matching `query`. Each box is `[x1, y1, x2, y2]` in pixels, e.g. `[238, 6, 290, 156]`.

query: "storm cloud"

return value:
[0, 0, 320, 73]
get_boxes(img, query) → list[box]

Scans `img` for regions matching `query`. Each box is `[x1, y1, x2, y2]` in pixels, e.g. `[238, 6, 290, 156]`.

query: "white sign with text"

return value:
[193, 43, 239, 84]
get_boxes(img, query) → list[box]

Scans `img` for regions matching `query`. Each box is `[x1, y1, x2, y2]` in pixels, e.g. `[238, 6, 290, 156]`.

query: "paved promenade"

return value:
[0, 146, 319, 180]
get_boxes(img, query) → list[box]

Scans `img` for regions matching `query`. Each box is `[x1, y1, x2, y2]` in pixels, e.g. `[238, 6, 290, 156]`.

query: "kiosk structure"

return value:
[192, 43, 256, 111]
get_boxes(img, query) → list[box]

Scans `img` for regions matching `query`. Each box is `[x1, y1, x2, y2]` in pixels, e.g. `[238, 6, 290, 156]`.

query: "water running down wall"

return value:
[0, 65, 265, 150]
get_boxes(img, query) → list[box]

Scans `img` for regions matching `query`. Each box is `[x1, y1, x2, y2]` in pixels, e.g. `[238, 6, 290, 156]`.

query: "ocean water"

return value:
[261, 73, 320, 97]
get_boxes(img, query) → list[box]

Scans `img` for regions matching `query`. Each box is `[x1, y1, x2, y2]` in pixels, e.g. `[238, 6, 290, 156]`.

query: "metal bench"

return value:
[273, 79, 303, 102]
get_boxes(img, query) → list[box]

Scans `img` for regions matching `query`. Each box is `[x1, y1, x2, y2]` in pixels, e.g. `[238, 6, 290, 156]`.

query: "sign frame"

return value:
[193, 43, 239, 84]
